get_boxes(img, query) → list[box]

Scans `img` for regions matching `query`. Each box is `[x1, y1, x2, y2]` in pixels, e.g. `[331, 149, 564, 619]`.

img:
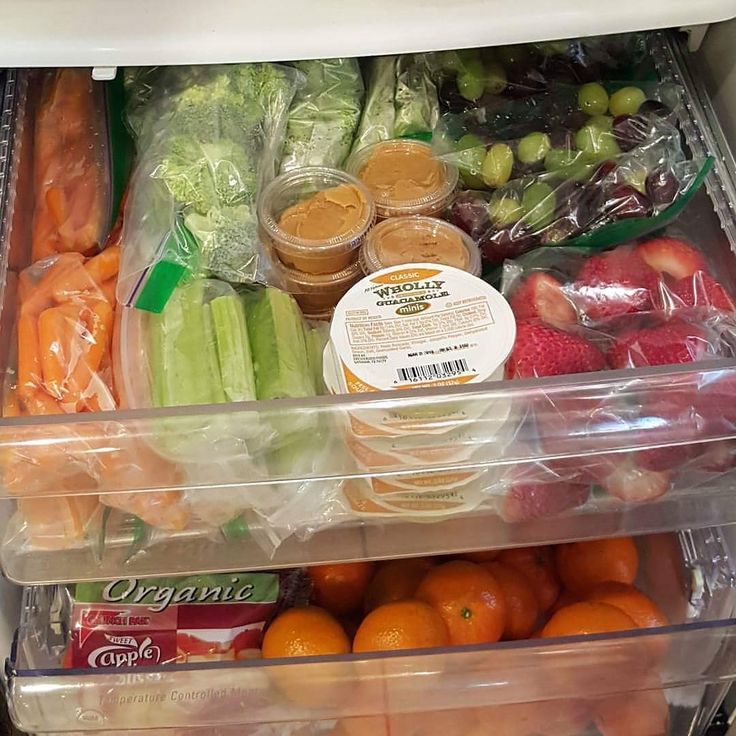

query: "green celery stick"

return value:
[210, 294, 257, 403]
[202, 302, 227, 404]
[243, 287, 315, 401]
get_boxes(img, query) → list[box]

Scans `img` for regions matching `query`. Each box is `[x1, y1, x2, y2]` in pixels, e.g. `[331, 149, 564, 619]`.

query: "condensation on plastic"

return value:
[280, 59, 364, 172]
[30, 69, 111, 264]
[8, 530, 736, 733]
[117, 64, 302, 303]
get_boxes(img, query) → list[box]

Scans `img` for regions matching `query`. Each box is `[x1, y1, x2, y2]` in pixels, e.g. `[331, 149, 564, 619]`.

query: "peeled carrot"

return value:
[17, 271, 34, 304]
[22, 388, 64, 416]
[66, 300, 113, 397]
[45, 186, 67, 227]
[50, 260, 99, 303]
[37, 306, 72, 400]
[100, 277, 117, 305]
[20, 253, 85, 317]
[17, 313, 42, 398]
[84, 246, 120, 284]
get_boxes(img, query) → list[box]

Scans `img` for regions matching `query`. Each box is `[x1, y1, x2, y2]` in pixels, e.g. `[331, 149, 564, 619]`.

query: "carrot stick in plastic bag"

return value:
[17, 314, 42, 399]
[31, 69, 109, 262]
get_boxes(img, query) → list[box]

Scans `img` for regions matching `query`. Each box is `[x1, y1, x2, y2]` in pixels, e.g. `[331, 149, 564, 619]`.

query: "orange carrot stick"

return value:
[23, 388, 65, 416]
[45, 186, 67, 227]
[37, 306, 71, 400]
[100, 277, 117, 306]
[17, 313, 42, 398]
[20, 253, 85, 317]
[17, 271, 33, 308]
[84, 246, 120, 285]
[66, 300, 113, 397]
[50, 260, 99, 303]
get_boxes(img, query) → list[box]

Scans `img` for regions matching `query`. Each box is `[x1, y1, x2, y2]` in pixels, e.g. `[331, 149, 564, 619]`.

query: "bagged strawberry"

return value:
[498, 238, 736, 515]
[502, 236, 736, 327]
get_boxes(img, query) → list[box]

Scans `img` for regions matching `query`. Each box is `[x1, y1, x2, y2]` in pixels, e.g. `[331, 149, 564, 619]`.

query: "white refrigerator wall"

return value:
[700, 19, 736, 144]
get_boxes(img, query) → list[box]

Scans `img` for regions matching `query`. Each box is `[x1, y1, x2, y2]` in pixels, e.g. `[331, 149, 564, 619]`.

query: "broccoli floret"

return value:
[155, 137, 257, 213]
[185, 206, 259, 283]
[167, 73, 265, 142]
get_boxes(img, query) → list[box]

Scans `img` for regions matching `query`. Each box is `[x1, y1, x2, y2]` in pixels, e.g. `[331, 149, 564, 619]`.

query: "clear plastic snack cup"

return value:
[258, 167, 376, 275]
[360, 216, 482, 276]
[271, 258, 363, 320]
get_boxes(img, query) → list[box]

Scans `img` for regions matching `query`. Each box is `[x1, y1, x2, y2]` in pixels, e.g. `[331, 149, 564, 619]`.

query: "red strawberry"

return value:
[636, 237, 707, 280]
[606, 318, 713, 369]
[699, 440, 736, 472]
[502, 478, 590, 522]
[571, 246, 660, 320]
[509, 272, 577, 326]
[671, 271, 736, 312]
[601, 459, 671, 503]
[506, 321, 607, 379]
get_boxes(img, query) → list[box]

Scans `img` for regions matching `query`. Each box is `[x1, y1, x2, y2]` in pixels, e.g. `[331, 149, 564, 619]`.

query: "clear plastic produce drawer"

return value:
[2, 33, 736, 584]
[7, 529, 736, 734]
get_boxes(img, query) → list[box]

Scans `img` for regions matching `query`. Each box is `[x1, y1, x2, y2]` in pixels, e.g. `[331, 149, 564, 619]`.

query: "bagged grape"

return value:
[433, 34, 650, 114]
[444, 112, 707, 266]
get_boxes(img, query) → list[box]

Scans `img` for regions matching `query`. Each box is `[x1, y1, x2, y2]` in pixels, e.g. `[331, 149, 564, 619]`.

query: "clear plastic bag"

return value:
[118, 64, 302, 312]
[444, 112, 703, 265]
[493, 236, 736, 518]
[433, 35, 650, 113]
[351, 56, 397, 154]
[280, 58, 363, 171]
[113, 282, 327, 533]
[394, 54, 440, 139]
[350, 54, 439, 155]
[31, 69, 111, 263]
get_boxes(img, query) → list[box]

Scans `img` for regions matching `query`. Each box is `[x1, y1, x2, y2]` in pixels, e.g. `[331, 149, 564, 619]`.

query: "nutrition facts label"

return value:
[347, 300, 493, 349]
[330, 264, 516, 392]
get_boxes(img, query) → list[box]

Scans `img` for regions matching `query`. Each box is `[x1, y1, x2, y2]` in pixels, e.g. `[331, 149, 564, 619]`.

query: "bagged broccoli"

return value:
[119, 64, 302, 313]
[280, 58, 364, 171]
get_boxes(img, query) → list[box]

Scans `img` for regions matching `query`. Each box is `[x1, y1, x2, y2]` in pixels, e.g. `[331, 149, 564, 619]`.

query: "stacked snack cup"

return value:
[258, 167, 376, 319]
[324, 262, 517, 520]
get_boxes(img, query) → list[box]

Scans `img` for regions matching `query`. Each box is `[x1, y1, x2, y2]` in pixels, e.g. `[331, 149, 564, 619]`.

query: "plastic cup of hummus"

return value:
[360, 216, 481, 276]
[346, 140, 459, 219]
[271, 258, 363, 320]
[258, 167, 376, 275]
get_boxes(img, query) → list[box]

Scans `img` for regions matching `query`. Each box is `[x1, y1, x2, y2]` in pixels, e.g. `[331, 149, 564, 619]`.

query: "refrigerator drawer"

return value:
[3, 33, 736, 585]
[7, 529, 736, 734]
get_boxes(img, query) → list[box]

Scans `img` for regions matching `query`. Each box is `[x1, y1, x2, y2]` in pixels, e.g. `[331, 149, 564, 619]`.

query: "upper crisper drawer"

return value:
[3, 33, 736, 584]
[0, 0, 736, 69]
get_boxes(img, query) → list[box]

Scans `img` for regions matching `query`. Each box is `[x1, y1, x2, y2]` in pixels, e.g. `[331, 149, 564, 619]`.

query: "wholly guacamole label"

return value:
[329, 264, 516, 393]
[70, 573, 279, 668]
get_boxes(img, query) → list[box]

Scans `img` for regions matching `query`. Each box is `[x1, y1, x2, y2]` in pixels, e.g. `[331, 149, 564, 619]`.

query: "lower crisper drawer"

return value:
[7, 529, 736, 735]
